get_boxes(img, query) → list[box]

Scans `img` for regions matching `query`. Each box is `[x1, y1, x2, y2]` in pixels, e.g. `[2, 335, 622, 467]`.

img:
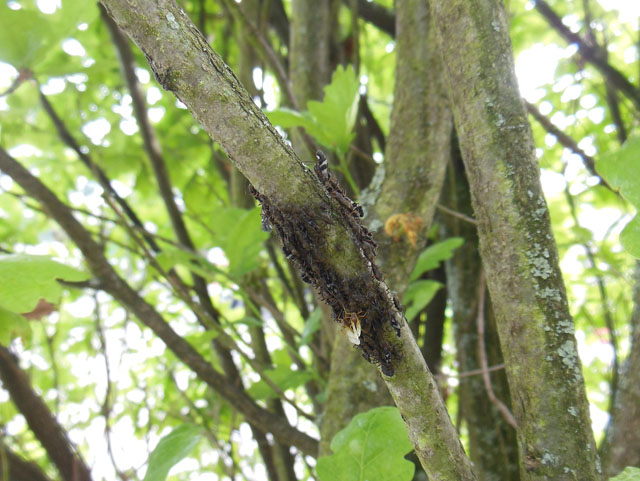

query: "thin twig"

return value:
[436, 204, 477, 225]
[476, 271, 518, 429]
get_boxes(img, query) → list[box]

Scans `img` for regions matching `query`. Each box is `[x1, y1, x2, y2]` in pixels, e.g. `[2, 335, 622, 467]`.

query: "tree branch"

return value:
[0, 345, 93, 481]
[96, 0, 476, 476]
[534, 0, 640, 110]
[0, 440, 55, 481]
[0, 145, 319, 456]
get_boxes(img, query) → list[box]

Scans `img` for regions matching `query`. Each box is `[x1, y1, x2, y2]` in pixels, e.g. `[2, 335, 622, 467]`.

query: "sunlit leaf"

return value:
[0, 305, 30, 344]
[402, 280, 443, 321]
[410, 237, 464, 281]
[596, 136, 640, 258]
[143, 424, 202, 481]
[609, 467, 640, 481]
[316, 407, 414, 481]
[0, 254, 89, 314]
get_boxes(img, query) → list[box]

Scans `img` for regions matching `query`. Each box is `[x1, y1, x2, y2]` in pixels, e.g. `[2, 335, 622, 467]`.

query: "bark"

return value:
[442, 155, 520, 481]
[0, 441, 55, 481]
[431, 0, 600, 479]
[97, 0, 475, 477]
[321, 0, 455, 463]
[290, 0, 330, 160]
[0, 345, 93, 481]
[601, 262, 640, 477]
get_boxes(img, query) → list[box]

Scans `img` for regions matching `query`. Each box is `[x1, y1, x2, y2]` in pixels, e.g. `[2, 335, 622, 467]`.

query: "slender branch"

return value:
[563, 181, 619, 420]
[436, 204, 477, 226]
[525, 101, 605, 181]
[0, 440, 55, 481]
[38, 91, 161, 253]
[475, 273, 518, 429]
[534, 0, 640, 110]
[0, 346, 93, 481]
[0, 146, 319, 456]
[343, 0, 395, 37]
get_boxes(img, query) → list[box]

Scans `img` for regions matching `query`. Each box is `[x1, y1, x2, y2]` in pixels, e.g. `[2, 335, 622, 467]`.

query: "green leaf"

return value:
[0, 254, 90, 313]
[221, 208, 270, 278]
[307, 65, 359, 155]
[0, 1, 97, 71]
[143, 424, 202, 481]
[0, 6, 54, 67]
[247, 365, 313, 400]
[266, 65, 359, 155]
[620, 216, 640, 258]
[596, 136, 640, 258]
[0, 305, 30, 345]
[265, 107, 316, 132]
[299, 309, 322, 346]
[402, 280, 443, 321]
[609, 467, 640, 481]
[410, 237, 464, 281]
[316, 407, 414, 481]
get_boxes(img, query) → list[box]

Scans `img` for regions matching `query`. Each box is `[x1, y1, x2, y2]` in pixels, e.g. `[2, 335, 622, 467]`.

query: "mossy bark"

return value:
[601, 262, 640, 477]
[320, 0, 455, 465]
[442, 155, 520, 481]
[431, 0, 600, 479]
[99, 0, 475, 477]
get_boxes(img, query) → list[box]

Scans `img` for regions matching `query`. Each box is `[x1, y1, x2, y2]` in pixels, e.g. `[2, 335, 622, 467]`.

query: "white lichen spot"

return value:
[567, 406, 578, 417]
[557, 340, 581, 381]
[538, 287, 561, 302]
[527, 190, 534, 198]
[557, 319, 574, 335]
[362, 380, 377, 392]
[544, 325, 552, 332]
[530, 255, 552, 279]
[491, 19, 501, 32]
[368, 218, 383, 233]
[541, 452, 558, 466]
[166, 12, 179, 30]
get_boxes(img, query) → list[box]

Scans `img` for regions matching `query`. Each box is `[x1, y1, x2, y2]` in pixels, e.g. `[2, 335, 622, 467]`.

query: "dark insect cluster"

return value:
[248, 151, 402, 376]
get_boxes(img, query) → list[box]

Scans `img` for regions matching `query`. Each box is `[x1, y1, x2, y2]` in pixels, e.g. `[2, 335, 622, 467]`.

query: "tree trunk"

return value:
[431, 0, 600, 478]
[442, 153, 521, 481]
[601, 262, 640, 477]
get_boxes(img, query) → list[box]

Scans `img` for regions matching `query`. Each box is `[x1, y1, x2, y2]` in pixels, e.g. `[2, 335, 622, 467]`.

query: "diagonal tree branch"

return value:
[0, 345, 93, 481]
[0, 145, 319, 457]
[0, 439, 56, 481]
[534, 0, 640, 111]
[96, 0, 476, 477]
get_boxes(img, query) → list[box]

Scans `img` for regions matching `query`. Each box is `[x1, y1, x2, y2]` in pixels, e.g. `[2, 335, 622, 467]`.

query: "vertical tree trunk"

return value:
[320, 0, 453, 454]
[442, 154, 520, 481]
[431, 0, 600, 479]
[601, 262, 640, 477]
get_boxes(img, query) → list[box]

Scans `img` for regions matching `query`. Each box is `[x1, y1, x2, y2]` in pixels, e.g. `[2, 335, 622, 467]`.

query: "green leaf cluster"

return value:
[316, 407, 414, 481]
[267, 64, 359, 156]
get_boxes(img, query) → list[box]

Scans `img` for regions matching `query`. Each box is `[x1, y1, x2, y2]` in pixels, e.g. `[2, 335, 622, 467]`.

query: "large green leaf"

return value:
[307, 65, 360, 154]
[609, 467, 640, 481]
[402, 280, 443, 321]
[316, 407, 414, 481]
[410, 237, 464, 281]
[0, 1, 97, 72]
[143, 424, 202, 481]
[0, 254, 89, 313]
[267, 65, 359, 155]
[596, 136, 640, 258]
